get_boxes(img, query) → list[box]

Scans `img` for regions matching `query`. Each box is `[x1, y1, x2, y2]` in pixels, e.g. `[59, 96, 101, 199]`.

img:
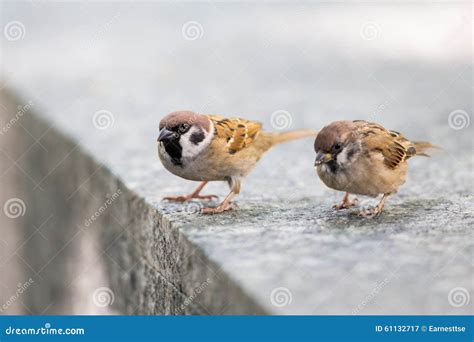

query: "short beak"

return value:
[314, 152, 333, 166]
[157, 128, 175, 143]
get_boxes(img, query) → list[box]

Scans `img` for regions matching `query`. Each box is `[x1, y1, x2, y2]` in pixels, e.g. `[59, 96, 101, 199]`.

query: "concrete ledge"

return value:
[2, 84, 472, 315]
[0, 90, 266, 315]
[0, 2, 472, 316]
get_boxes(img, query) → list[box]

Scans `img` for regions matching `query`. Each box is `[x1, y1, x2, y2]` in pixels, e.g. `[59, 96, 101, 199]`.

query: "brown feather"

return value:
[353, 120, 435, 169]
[354, 121, 396, 168]
[208, 115, 262, 154]
[268, 130, 318, 145]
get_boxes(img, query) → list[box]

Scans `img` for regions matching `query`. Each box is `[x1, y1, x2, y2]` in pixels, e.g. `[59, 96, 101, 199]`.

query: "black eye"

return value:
[334, 143, 342, 151]
[179, 123, 190, 132]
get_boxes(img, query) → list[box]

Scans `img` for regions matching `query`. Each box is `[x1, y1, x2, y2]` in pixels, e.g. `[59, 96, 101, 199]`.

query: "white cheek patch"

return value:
[180, 123, 214, 159]
[337, 147, 350, 166]
[336, 141, 361, 167]
[320, 164, 330, 174]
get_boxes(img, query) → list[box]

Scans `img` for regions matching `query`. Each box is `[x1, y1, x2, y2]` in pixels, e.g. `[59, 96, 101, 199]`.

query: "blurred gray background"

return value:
[0, 1, 472, 315]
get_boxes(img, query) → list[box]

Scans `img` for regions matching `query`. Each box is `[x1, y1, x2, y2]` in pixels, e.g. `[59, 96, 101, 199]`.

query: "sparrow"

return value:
[157, 110, 317, 214]
[314, 120, 436, 217]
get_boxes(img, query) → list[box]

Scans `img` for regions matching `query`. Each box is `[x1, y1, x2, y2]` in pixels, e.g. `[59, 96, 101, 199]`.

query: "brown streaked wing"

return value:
[354, 120, 413, 169]
[208, 115, 262, 154]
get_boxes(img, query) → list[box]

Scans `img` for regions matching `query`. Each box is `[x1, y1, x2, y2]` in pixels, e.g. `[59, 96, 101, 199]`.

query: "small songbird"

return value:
[157, 111, 317, 214]
[314, 120, 436, 217]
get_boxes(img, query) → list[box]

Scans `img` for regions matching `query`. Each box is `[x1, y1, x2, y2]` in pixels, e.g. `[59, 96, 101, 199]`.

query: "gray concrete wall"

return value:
[0, 90, 25, 314]
[0, 90, 265, 315]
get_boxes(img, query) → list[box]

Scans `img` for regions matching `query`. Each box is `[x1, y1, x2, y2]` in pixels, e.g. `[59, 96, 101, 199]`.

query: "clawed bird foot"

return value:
[163, 194, 219, 202]
[358, 194, 388, 218]
[202, 202, 238, 215]
[358, 206, 383, 218]
[333, 197, 358, 210]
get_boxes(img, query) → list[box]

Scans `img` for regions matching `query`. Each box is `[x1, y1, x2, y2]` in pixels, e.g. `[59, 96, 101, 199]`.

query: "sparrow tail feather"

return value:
[412, 141, 439, 157]
[269, 130, 318, 145]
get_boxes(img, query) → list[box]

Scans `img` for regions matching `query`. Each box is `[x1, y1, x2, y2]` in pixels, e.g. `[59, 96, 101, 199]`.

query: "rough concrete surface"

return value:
[0, 2, 472, 314]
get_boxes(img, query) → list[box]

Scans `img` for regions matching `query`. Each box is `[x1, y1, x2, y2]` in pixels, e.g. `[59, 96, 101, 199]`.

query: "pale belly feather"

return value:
[317, 155, 408, 197]
[158, 143, 259, 182]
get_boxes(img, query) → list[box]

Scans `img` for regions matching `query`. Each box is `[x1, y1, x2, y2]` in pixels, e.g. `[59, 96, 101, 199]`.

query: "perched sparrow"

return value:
[314, 120, 436, 217]
[158, 111, 316, 214]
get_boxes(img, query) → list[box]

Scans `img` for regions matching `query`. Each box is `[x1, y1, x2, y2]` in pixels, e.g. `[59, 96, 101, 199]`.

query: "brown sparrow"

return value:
[314, 120, 436, 217]
[157, 111, 317, 214]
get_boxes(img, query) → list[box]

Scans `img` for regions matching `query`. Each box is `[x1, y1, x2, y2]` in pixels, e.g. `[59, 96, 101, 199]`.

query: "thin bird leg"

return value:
[163, 181, 218, 202]
[359, 194, 389, 218]
[202, 191, 236, 215]
[333, 192, 358, 210]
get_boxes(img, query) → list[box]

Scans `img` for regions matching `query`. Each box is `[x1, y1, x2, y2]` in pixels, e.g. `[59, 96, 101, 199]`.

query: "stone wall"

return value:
[0, 90, 265, 315]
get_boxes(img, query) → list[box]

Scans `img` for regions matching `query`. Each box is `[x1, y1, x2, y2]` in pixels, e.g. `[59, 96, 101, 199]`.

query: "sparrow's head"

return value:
[158, 111, 214, 166]
[314, 120, 361, 172]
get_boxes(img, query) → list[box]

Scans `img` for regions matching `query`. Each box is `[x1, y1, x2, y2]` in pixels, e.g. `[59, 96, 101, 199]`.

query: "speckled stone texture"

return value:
[0, 2, 472, 314]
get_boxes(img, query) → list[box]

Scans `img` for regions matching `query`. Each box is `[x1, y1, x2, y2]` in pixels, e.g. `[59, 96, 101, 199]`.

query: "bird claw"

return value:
[333, 197, 358, 210]
[194, 194, 219, 201]
[164, 194, 219, 202]
[358, 206, 382, 218]
[201, 202, 236, 215]
[163, 195, 188, 202]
